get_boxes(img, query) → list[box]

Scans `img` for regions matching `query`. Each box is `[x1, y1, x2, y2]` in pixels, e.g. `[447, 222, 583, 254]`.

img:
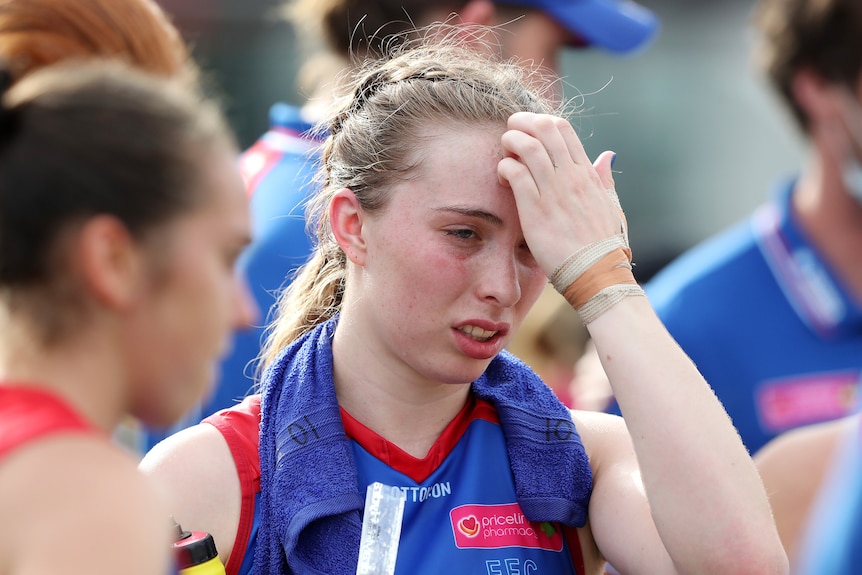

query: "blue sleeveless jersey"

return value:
[237, 399, 581, 575]
[350, 417, 578, 574]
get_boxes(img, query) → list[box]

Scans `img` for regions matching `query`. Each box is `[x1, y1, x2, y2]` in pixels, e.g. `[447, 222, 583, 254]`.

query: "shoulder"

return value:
[568, 410, 648, 525]
[143, 416, 238, 466]
[140, 421, 244, 566]
[570, 410, 632, 472]
[567, 410, 660, 571]
[0, 434, 171, 575]
[140, 420, 241, 505]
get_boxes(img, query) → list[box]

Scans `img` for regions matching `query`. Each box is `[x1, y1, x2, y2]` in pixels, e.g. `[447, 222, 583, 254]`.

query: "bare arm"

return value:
[569, 338, 613, 412]
[586, 297, 787, 574]
[139, 422, 242, 567]
[498, 111, 787, 574]
[571, 410, 675, 574]
[0, 436, 172, 575]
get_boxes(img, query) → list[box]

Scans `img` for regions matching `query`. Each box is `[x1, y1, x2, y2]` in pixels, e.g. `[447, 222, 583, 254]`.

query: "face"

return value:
[345, 125, 547, 386]
[833, 85, 862, 204]
[128, 144, 255, 427]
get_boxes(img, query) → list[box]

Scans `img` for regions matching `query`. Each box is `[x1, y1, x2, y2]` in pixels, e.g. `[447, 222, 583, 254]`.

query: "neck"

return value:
[0, 324, 127, 433]
[331, 318, 471, 459]
[792, 151, 862, 300]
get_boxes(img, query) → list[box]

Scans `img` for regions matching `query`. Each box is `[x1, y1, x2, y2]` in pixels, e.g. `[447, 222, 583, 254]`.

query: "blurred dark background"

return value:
[156, 0, 805, 281]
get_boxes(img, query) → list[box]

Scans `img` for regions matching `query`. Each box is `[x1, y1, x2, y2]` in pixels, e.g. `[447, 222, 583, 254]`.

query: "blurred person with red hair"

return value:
[0, 0, 195, 81]
[0, 59, 252, 575]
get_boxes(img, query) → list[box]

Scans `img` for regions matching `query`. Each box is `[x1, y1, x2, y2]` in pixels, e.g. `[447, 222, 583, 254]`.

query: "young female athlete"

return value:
[0, 61, 254, 575]
[141, 28, 788, 575]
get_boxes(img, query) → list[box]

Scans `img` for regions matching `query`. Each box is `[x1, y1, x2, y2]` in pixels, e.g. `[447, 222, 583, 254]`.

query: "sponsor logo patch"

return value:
[756, 371, 859, 433]
[450, 503, 563, 551]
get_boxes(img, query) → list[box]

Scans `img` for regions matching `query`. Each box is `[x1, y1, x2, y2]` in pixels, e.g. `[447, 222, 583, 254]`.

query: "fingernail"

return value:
[611, 153, 617, 169]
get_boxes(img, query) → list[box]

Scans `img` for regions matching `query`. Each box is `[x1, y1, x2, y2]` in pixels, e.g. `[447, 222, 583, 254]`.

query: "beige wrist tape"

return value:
[550, 234, 645, 324]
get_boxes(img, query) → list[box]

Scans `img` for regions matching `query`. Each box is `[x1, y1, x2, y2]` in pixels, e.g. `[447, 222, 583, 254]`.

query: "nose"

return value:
[478, 249, 522, 308]
[233, 274, 259, 329]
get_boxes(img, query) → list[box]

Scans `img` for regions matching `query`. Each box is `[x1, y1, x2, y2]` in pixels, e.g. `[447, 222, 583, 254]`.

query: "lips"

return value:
[456, 325, 498, 342]
[453, 321, 509, 360]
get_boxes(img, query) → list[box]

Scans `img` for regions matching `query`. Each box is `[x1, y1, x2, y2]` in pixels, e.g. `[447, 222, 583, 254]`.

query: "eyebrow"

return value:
[433, 205, 502, 226]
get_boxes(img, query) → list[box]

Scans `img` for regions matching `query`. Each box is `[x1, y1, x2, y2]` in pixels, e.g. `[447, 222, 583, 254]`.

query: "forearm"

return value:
[587, 296, 787, 574]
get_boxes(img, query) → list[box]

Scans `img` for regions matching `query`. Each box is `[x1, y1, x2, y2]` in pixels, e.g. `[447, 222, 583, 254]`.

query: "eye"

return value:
[445, 228, 477, 240]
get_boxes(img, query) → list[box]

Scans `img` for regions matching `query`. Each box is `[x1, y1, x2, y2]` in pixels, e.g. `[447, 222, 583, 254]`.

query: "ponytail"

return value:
[259, 237, 346, 370]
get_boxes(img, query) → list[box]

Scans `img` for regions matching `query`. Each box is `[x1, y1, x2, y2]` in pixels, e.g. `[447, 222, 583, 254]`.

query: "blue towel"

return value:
[473, 353, 593, 524]
[256, 318, 592, 575]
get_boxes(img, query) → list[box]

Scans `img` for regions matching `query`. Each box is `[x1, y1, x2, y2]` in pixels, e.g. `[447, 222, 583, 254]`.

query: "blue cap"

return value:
[495, 0, 660, 55]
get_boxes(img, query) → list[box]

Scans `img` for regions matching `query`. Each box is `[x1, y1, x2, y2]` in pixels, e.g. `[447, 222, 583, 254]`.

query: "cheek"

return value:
[159, 260, 226, 357]
[381, 229, 461, 283]
[520, 265, 550, 309]
[414, 247, 475, 297]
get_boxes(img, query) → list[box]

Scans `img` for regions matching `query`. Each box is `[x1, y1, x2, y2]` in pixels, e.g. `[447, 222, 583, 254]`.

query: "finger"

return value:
[498, 156, 539, 198]
[592, 151, 616, 191]
[555, 116, 592, 167]
[593, 150, 628, 241]
[508, 111, 591, 168]
[506, 113, 574, 170]
[498, 156, 546, 247]
[500, 129, 557, 191]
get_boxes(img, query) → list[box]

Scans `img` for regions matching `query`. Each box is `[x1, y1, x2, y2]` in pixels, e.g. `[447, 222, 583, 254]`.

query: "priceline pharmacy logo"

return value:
[450, 503, 563, 551]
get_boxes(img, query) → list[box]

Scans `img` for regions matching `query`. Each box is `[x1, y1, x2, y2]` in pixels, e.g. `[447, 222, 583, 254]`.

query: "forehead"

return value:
[382, 123, 522, 225]
[410, 124, 506, 196]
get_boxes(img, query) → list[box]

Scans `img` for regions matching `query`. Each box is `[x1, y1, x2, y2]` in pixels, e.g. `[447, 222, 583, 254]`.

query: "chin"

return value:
[437, 364, 491, 386]
[135, 405, 183, 430]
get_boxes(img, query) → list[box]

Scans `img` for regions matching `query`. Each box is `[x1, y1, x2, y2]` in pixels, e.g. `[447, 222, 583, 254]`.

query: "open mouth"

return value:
[457, 325, 498, 342]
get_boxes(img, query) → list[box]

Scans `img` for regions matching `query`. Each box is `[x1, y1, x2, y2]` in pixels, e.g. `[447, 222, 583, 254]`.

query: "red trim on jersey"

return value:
[238, 138, 285, 198]
[341, 396, 500, 484]
[0, 386, 95, 459]
[563, 522, 586, 575]
[205, 393, 586, 575]
[203, 395, 261, 575]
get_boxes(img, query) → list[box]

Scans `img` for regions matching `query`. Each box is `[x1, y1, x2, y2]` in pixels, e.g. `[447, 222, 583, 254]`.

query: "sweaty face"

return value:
[129, 144, 255, 427]
[347, 124, 547, 386]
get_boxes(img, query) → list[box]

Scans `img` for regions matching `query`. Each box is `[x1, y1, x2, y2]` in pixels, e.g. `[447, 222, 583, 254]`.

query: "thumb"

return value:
[593, 150, 617, 190]
[593, 151, 629, 246]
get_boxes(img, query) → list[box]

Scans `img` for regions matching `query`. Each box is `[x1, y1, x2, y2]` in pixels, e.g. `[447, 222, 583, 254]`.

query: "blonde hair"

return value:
[260, 25, 562, 368]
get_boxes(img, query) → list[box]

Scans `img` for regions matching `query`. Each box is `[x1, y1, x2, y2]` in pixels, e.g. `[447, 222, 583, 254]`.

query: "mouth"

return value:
[456, 325, 499, 342]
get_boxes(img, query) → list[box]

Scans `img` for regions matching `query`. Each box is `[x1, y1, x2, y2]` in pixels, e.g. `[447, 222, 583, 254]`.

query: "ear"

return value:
[793, 67, 838, 122]
[329, 188, 367, 266]
[75, 215, 144, 310]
